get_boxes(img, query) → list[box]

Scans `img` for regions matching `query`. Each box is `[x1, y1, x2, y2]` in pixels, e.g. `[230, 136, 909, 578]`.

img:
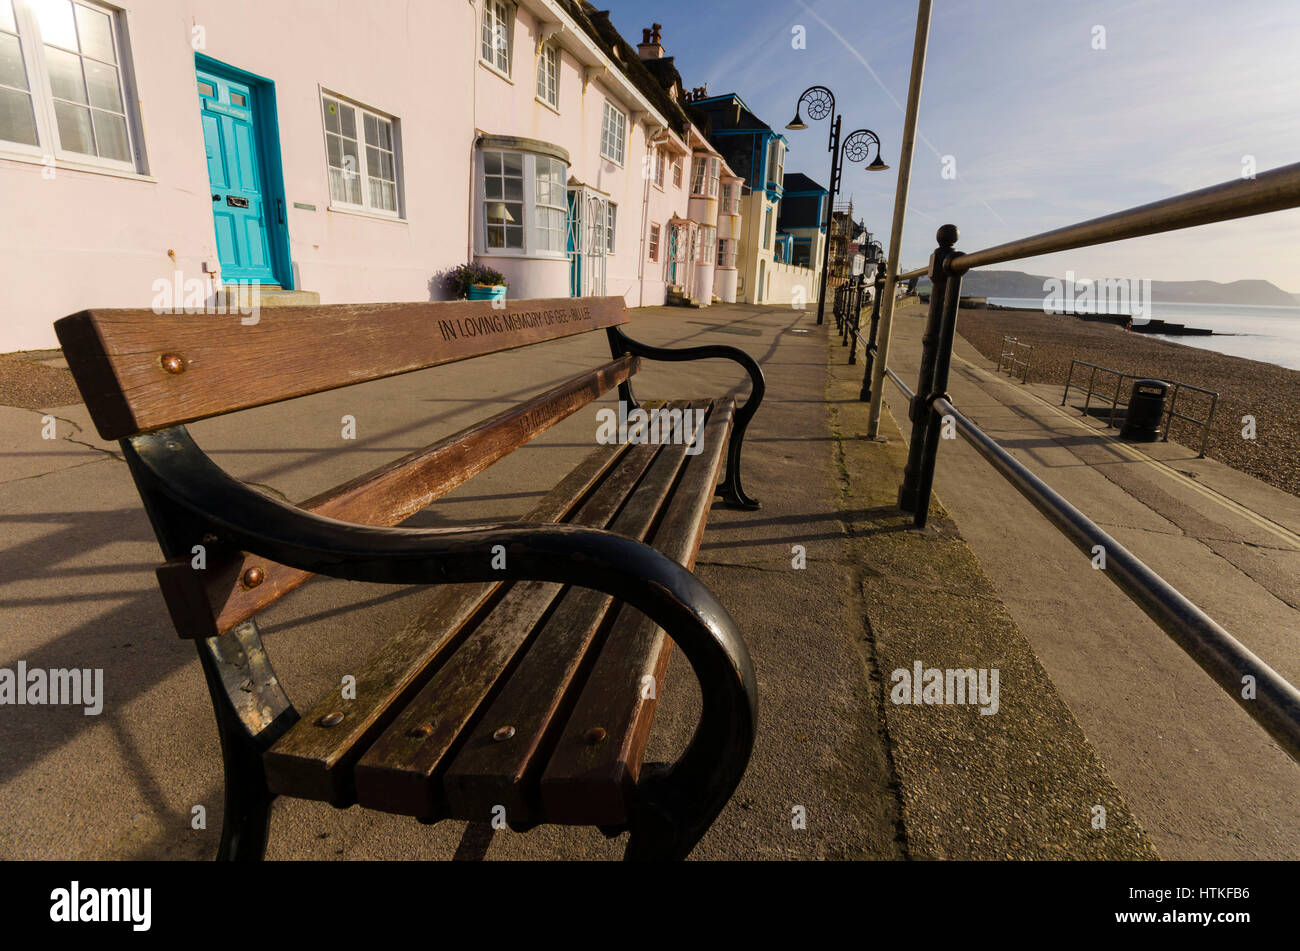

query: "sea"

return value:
[986, 299, 1300, 372]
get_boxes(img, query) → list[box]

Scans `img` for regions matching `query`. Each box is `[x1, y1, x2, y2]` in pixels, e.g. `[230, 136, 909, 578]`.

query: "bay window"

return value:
[717, 238, 736, 268]
[479, 144, 569, 257]
[698, 225, 715, 265]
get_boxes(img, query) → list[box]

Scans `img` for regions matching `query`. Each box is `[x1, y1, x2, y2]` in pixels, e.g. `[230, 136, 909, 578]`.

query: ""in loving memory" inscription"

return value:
[436, 304, 594, 343]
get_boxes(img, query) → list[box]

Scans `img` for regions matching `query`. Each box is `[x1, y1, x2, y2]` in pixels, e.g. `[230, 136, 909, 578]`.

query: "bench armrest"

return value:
[127, 426, 757, 858]
[607, 326, 765, 508]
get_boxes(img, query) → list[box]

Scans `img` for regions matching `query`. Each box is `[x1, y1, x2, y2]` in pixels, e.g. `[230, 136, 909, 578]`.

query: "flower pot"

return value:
[467, 283, 507, 302]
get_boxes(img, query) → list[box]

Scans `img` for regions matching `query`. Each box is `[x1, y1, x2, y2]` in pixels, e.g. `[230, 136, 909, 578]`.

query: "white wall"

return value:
[1, 0, 474, 351]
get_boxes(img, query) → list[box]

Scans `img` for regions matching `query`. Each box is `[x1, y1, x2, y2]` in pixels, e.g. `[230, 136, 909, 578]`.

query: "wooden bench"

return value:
[54, 295, 763, 861]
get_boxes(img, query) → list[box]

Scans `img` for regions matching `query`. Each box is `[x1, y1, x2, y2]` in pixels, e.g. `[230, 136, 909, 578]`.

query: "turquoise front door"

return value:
[197, 67, 277, 284]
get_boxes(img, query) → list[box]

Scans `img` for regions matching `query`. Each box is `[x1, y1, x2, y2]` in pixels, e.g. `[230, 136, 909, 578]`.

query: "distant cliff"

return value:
[915, 269, 1299, 306]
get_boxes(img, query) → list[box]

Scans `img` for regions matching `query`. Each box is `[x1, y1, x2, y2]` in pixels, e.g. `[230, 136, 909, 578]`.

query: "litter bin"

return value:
[1120, 379, 1169, 441]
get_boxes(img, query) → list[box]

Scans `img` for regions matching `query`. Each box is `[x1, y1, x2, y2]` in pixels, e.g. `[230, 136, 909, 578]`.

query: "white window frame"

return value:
[653, 146, 664, 188]
[717, 238, 736, 268]
[600, 99, 625, 166]
[767, 139, 784, 186]
[477, 146, 569, 260]
[763, 205, 772, 249]
[604, 201, 617, 254]
[708, 158, 720, 197]
[480, 0, 512, 78]
[697, 225, 715, 265]
[648, 221, 660, 262]
[321, 91, 402, 219]
[0, 0, 146, 174]
[533, 152, 567, 253]
[535, 38, 558, 109]
[689, 155, 705, 195]
[671, 158, 682, 188]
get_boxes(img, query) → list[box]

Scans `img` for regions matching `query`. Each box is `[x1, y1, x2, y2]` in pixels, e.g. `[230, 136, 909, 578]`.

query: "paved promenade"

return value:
[884, 298, 1300, 859]
[0, 301, 1152, 860]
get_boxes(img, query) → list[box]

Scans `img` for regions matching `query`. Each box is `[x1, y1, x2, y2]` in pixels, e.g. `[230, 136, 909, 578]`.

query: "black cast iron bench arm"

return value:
[607, 326, 765, 509]
[127, 426, 758, 860]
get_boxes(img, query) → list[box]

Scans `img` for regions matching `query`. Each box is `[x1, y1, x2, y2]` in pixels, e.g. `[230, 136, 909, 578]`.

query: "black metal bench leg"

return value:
[623, 659, 756, 860]
[718, 435, 760, 510]
[196, 621, 298, 861]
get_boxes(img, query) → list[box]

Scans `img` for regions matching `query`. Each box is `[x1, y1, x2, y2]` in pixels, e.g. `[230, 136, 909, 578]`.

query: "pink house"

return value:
[0, 0, 744, 352]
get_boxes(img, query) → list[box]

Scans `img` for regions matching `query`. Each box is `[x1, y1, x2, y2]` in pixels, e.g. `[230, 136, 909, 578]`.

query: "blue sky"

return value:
[609, 0, 1300, 292]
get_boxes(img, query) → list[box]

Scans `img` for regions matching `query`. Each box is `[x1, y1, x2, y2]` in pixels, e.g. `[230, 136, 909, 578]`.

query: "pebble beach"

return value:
[955, 306, 1300, 497]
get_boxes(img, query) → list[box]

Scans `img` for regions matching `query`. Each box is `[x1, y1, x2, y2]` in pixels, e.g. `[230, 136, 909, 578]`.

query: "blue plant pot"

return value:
[467, 284, 507, 302]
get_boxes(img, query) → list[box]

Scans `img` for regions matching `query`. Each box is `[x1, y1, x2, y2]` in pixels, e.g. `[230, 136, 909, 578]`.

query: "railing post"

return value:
[847, 277, 859, 364]
[1201, 393, 1217, 458]
[898, 224, 959, 513]
[1163, 385, 1178, 443]
[841, 282, 851, 346]
[909, 231, 963, 528]
[860, 265, 887, 400]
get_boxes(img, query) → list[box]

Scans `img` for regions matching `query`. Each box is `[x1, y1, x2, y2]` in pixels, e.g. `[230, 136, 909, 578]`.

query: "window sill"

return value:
[479, 59, 514, 84]
[327, 204, 406, 223]
[600, 154, 624, 169]
[478, 249, 569, 262]
[535, 96, 561, 116]
[0, 150, 154, 183]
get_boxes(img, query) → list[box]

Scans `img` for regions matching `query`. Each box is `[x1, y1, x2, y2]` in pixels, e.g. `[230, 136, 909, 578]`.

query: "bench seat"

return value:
[54, 295, 762, 860]
[266, 398, 733, 829]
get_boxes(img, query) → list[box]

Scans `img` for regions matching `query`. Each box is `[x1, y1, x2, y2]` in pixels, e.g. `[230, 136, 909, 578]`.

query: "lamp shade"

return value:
[487, 201, 515, 222]
[785, 112, 807, 131]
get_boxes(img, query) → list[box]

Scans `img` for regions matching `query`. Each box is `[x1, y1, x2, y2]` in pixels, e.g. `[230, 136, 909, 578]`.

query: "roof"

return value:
[691, 93, 776, 134]
[559, 1, 696, 136]
[782, 172, 827, 194]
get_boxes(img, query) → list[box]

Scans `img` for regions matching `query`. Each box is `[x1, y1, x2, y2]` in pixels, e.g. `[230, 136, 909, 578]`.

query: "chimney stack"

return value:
[637, 22, 664, 59]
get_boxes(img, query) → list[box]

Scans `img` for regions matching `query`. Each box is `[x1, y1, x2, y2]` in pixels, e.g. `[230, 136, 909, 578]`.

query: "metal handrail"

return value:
[881, 358, 1300, 761]
[930, 394, 1300, 762]
[949, 162, 1300, 273]
[995, 335, 1032, 383]
[880, 160, 1300, 765]
[1062, 358, 1218, 456]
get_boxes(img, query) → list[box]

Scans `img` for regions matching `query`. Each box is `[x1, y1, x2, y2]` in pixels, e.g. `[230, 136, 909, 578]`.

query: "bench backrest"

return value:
[55, 296, 629, 440]
[54, 295, 638, 638]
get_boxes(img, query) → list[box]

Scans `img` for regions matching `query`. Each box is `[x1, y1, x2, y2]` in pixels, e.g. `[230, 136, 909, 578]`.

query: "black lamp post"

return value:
[787, 87, 888, 325]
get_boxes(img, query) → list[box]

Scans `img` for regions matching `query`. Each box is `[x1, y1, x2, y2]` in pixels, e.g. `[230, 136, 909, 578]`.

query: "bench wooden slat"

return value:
[539, 398, 736, 825]
[54, 296, 629, 440]
[349, 431, 673, 818]
[262, 438, 635, 805]
[438, 400, 710, 825]
[155, 355, 639, 638]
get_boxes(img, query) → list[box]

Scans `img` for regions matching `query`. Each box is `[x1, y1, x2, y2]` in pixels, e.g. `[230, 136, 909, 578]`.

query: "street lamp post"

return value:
[786, 86, 838, 325]
[787, 88, 888, 325]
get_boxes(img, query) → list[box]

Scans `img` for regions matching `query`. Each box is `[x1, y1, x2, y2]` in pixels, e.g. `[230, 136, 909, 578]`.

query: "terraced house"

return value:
[0, 0, 745, 352]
